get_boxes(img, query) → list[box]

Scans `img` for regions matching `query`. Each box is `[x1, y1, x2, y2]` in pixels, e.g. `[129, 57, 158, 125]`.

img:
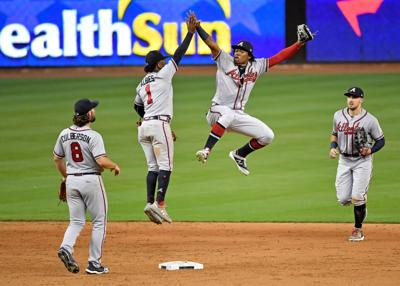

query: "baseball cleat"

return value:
[229, 151, 250, 176]
[348, 227, 365, 242]
[144, 203, 163, 224]
[85, 262, 109, 275]
[58, 247, 80, 274]
[149, 202, 172, 223]
[196, 148, 210, 163]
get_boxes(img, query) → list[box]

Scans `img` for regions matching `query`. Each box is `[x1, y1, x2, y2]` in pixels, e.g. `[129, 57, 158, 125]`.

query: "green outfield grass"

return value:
[0, 72, 399, 222]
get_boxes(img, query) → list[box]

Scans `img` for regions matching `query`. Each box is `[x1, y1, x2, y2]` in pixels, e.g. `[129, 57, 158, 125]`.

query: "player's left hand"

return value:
[297, 24, 314, 43]
[359, 147, 371, 157]
[136, 119, 142, 127]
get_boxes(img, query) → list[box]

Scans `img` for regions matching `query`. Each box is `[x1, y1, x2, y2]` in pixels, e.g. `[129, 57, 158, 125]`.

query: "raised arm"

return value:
[269, 24, 314, 68]
[172, 12, 196, 65]
[194, 14, 221, 58]
[268, 42, 303, 68]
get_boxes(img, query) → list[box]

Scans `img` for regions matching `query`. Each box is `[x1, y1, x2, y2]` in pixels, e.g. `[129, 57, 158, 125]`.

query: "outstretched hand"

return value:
[186, 11, 197, 33]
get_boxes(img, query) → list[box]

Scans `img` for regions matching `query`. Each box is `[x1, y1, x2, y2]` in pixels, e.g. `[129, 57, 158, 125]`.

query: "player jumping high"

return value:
[194, 14, 315, 175]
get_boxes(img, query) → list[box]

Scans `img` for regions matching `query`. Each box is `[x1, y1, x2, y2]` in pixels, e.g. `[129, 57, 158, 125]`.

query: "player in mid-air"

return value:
[193, 13, 315, 175]
[133, 12, 197, 224]
[329, 87, 385, 241]
[53, 99, 120, 274]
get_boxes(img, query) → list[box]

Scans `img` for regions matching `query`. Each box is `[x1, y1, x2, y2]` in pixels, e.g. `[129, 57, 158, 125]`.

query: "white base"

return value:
[159, 261, 204, 271]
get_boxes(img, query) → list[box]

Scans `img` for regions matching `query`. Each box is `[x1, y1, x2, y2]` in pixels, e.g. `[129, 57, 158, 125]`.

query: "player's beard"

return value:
[90, 116, 96, 123]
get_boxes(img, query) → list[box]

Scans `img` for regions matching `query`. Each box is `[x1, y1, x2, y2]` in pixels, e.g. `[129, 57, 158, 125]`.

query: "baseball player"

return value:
[53, 99, 120, 274]
[330, 87, 385, 241]
[193, 14, 314, 175]
[133, 12, 197, 224]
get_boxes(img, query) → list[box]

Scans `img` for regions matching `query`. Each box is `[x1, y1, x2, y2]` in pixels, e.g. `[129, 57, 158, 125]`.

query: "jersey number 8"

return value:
[71, 142, 84, 162]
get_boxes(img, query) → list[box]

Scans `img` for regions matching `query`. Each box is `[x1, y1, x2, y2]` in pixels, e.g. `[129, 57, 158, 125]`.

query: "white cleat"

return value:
[229, 151, 250, 176]
[144, 203, 163, 224]
[150, 202, 172, 223]
[348, 227, 365, 242]
[196, 148, 210, 163]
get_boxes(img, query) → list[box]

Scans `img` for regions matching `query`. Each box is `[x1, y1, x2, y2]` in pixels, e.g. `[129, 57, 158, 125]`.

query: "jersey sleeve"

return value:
[134, 92, 144, 106]
[332, 114, 338, 136]
[53, 132, 65, 158]
[134, 83, 144, 106]
[369, 117, 384, 140]
[214, 50, 233, 72]
[254, 58, 269, 75]
[158, 59, 178, 82]
[90, 132, 107, 159]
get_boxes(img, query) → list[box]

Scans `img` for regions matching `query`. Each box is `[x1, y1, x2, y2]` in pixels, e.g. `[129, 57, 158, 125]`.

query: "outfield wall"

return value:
[0, 0, 399, 67]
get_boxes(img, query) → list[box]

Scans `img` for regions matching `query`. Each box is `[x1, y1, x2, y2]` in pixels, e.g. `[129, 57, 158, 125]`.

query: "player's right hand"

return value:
[112, 165, 121, 176]
[329, 148, 337, 159]
[186, 11, 197, 33]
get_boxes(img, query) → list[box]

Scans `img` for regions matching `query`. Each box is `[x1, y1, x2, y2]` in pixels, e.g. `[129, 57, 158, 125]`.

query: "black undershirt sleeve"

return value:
[371, 137, 385, 154]
[172, 31, 194, 65]
[134, 103, 145, 118]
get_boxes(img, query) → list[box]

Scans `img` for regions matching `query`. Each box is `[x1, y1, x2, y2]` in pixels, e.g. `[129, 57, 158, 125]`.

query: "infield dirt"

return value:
[0, 222, 399, 286]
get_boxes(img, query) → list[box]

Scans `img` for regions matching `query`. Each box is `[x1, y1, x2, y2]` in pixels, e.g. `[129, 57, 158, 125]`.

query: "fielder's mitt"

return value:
[354, 127, 368, 151]
[297, 24, 314, 43]
[59, 179, 67, 203]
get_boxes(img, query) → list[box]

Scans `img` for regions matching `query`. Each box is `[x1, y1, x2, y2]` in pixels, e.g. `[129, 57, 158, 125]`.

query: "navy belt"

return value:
[143, 115, 171, 123]
[67, 172, 101, 176]
[341, 153, 360, 158]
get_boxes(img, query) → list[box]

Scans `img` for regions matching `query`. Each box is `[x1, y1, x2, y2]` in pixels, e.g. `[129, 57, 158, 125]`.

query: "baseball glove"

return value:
[354, 127, 369, 151]
[297, 24, 314, 43]
[59, 179, 67, 203]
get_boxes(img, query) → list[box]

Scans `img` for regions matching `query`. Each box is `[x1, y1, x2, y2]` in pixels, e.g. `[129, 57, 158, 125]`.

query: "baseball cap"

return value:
[74, 99, 99, 115]
[144, 50, 168, 71]
[344, 87, 364, 98]
[231, 40, 254, 58]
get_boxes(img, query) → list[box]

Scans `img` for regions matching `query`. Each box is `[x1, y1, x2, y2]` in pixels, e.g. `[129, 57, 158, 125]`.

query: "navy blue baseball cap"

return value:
[344, 87, 364, 98]
[74, 99, 99, 115]
[232, 40, 254, 58]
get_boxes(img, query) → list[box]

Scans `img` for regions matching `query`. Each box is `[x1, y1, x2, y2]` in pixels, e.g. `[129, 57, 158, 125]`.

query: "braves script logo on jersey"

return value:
[337, 122, 360, 135]
[226, 69, 258, 85]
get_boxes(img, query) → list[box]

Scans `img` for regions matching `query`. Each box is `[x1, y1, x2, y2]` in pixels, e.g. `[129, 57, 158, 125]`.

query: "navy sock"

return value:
[354, 204, 366, 228]
[236, 143, 254, 158]
[146, 171, 158, 203]
[204, 122, 226, 150]
[236, 139, 265, 158]
[156, 170, 172, 203]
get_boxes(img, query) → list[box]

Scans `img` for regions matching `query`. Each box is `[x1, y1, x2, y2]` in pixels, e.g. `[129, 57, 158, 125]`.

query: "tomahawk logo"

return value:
[337, 0, 384, 37]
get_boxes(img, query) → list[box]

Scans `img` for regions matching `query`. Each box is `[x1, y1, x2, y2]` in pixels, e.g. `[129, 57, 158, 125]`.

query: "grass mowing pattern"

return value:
[0, 73, 398, 222]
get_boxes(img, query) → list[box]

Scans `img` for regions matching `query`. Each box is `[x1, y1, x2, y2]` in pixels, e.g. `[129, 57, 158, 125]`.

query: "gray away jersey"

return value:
[53, 125, 107, 174]
[332, 108, 384, 155]
[134, 59, 178, 118]
[212, 50, 269, 110]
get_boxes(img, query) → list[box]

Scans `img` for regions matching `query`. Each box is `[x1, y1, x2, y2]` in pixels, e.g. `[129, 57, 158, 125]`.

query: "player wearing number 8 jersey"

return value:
[53, 99, 120, 274]
[133, 12, 197, 224]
